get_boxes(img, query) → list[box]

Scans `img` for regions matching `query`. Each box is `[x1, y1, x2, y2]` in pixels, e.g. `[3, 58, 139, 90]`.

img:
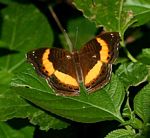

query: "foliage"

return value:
[0, 0, 150, 137]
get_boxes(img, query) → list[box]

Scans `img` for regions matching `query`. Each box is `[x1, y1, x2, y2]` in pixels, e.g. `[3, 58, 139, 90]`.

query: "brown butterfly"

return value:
[27, 32, 120, 96]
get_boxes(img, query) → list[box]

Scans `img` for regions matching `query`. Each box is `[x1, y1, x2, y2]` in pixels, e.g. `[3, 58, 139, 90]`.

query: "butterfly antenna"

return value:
[48, 5, 73, 52]
[74, 27, 79, 50]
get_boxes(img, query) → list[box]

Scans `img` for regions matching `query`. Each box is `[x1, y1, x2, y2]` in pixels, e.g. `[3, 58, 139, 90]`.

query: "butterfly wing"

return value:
[27, 48, 79, 96]
[79, 32, 120, 93]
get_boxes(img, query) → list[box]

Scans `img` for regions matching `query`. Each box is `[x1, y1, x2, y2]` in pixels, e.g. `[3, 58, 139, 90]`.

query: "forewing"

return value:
[96, 32, 120, 63]
[79, 32, 120, 93]
[27, 48, 79, 96]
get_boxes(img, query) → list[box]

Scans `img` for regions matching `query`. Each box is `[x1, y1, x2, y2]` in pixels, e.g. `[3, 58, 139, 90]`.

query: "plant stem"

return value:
[120, 36, 137, 62]
[124, 47, 138, 62]
[48, 4, 73, 52]
[117, 115, 135, 134]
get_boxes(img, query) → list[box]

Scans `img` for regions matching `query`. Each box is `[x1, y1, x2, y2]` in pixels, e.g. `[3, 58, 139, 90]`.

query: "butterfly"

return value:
[27, 32, 120, 96]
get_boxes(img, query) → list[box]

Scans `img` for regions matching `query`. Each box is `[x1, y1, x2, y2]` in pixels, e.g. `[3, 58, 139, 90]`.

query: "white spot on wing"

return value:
[110, 33, 114, 38]
[66, 55, 71, 59]
[92, 55, 97, 58]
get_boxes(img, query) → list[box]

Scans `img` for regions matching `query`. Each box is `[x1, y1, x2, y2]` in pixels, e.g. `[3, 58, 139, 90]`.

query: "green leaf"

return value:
[130, 117, 143, 129]
[137, 47, 150, 83]
[0, 122, 34, 138]
[29, 110, 69, 131]
[137, 48, 150, 65]
[0, 85, 69, 130]
[134, 83, 150, 123]
[116, 62, 148, 89]
[0, 70, 13, 85]
[0, 3, 53, 76]
[0, 85, 36, 121]
[124, 0, 150, 27]
[73, 0, 150, 35]
[11, 65, 125, 123]
[72, 0, 133, 34]
[105, 129, 135, 138]
[73, 0, 123, 32]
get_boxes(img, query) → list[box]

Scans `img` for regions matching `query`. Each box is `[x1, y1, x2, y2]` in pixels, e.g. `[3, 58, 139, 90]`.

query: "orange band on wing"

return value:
[54, 70, 79, 87]
[42, 49, 55, 76]
[85, 61, 103, 85]
[96, 38, 109, 63]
